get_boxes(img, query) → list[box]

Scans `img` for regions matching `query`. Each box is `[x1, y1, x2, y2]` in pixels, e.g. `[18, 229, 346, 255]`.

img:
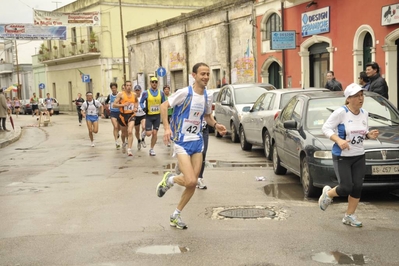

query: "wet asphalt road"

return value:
[0, 114, 398, 266]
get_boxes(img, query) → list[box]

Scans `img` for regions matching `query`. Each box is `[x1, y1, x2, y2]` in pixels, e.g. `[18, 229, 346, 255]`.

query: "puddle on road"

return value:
[264, 183, 306, 201]
[162, 161, 269, 171]
[312, 251, 368, 265]
[136, 245, 189, 255]
[208, 160, 269, 168]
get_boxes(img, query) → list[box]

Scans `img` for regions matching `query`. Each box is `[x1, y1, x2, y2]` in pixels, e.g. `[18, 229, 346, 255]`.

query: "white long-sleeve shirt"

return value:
[322, 106, 369, 157]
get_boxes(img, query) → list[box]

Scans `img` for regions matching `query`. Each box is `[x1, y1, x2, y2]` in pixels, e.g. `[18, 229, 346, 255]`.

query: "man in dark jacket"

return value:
[325, 71, 343, 91]
[365, 62, 389, 99]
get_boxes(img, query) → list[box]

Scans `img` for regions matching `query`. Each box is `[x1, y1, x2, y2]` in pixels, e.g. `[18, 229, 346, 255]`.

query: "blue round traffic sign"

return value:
[157, 67, 166, 77]
[39, 83, 45, 89]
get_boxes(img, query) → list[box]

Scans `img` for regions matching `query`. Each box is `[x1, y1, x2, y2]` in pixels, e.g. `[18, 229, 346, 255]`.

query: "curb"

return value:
[0, 126, 22, 149]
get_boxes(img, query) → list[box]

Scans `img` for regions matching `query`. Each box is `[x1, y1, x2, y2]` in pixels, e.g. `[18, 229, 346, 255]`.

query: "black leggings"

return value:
[76, 107, 82, 123]
[333, 154, 365, 198]
[199, 126, 209, 179]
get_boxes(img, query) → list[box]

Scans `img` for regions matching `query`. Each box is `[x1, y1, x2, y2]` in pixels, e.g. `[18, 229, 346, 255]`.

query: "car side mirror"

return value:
[242, 106, 251, 112]
[283, 120, 297, 129]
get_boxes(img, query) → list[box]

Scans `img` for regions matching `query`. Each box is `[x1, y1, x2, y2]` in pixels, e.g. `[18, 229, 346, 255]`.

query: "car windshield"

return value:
[234, 86, 269, 104]
[306, 95, 399, 129]
[212, 91, 219, 103]
[280, 92, 306, 108]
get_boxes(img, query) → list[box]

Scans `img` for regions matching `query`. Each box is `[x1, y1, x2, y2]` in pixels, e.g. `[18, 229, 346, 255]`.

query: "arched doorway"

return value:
[363, 32, 372, 68]
[268, 62, 281, 89]
[309, 42, 329, 88]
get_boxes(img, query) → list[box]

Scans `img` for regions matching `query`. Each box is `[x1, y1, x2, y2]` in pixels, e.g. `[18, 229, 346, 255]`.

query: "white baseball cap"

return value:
[344, 83, 363, 99]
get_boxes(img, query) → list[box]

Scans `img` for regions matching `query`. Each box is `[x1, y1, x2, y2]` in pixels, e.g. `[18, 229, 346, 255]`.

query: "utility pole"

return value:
[14, 39, 21, 99]
[119, 0, 127, 82]
[52, 1, 62, 9]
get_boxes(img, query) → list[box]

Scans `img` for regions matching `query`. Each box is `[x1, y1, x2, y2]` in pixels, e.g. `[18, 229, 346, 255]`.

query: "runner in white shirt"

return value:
[43, 93, 54, 117]
[155, 63, 226, 230]
[134, 85, 147, 150]
[319, 83, 379, 227]
[80, 92, 104, 147]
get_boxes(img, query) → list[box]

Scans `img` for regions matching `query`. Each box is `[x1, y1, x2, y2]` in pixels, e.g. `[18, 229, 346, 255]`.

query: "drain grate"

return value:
[219, 207, 276, 219]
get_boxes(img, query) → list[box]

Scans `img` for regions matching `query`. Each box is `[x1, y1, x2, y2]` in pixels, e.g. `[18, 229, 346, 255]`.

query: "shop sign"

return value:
[381, 3, 399, 26]
[271, 31, 296, 50]
[301, 7, 330, 37]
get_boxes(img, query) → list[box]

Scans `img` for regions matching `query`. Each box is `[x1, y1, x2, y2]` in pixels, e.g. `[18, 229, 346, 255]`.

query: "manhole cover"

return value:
[219, 208, 276, 219]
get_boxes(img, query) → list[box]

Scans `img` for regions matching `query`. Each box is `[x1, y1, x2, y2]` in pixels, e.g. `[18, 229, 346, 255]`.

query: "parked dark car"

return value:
[272, 91, 399, 198]
[214, 83, 276, 142]
[97, 96, 110, 118]
[239, 88, 328, 159]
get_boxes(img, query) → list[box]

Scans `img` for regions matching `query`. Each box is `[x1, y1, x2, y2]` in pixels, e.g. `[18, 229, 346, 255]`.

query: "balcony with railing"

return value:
[38, 35, 101, 65]
[0, 61, 13, 74]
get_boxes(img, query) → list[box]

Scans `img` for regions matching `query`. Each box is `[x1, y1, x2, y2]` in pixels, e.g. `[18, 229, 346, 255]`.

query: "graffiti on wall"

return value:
[232, 39, 254, 83]
[169, 52, 186, 70]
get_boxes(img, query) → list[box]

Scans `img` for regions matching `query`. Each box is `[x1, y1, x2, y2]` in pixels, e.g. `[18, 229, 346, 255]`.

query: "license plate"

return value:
[371, 165, 399, 175]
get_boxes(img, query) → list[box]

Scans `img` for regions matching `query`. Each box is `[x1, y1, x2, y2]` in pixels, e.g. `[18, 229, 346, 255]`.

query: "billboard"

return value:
[381, 3, 399, 26]
[301, 7, 330, 37]
[0, 24, 66, 40]
[34, 10, 101, 27]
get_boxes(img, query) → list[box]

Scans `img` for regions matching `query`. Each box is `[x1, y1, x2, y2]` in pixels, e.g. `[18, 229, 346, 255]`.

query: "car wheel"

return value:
[239, 126, 252, 151]
[272, 143, 287, 175]
[301, 157, 320, 198]
[263, 130, 271, 160]
[231, 122, 239, 143]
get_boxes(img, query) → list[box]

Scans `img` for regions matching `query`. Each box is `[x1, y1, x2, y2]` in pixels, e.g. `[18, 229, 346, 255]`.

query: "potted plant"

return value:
[80, 39, 85, 44]
[90, 31, 97, 43]
[62, 44, 66, 48]
[69, 51, 75, 55]
[53, 45, 58, 50]
[71, 42, 77, 46]
[39, 43, 45, 54]
[79, 49, 84, 54]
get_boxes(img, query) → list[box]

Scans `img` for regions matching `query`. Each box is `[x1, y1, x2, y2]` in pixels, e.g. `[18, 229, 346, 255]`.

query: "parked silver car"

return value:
[208, 88, 221, 133]
[239, 88, 328, 159]
[214, 83, 276, 142]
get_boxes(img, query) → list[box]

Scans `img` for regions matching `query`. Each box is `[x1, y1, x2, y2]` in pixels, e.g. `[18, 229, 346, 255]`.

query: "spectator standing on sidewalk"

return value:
[319, 83, 379, 227]
[358, 71, 370, 91]
[365, 62, 389, 99]
[0, 88, 10, 131]
[325, 71, 343, 91]
[156, 62, 226, 230]
[72, 93, 85, 126]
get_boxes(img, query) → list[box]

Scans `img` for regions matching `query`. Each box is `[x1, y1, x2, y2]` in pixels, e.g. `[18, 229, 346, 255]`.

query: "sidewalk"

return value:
[0, 125, 22, 148]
